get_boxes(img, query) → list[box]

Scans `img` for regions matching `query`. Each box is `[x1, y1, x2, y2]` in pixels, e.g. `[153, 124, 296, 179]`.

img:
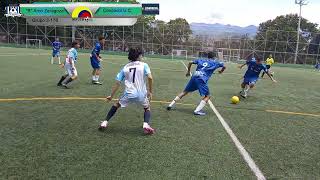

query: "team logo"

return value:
[5, 6, 22, 17]
[72, 6, 93, 19]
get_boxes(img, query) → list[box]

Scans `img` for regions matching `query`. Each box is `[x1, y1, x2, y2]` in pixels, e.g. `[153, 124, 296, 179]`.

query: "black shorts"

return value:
[266, 65, 271, 69]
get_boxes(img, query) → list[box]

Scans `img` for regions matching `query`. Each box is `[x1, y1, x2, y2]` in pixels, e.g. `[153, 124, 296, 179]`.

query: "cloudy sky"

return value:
[139, 0, 320, 27]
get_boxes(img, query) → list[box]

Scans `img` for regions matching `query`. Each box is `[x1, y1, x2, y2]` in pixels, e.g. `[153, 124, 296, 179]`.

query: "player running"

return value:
[261, 54, 275, 78]
[239, 57, 277, 98]
[51, 38, 63, 65]
[99, 48, 155, 135]
[167, 52, 226, 116]
[90, 36, 105, 85]
[315, 61, 320, 72]
[57, 41, 80, 89]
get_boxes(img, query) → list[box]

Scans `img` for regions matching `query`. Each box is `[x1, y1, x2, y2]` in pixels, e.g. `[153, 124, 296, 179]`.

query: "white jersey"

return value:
[116, 61, 151, 99]
[65, 48, 78, 66]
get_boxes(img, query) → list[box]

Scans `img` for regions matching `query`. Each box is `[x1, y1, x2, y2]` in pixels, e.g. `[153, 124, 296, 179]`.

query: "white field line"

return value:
[179, 60, 266, 180]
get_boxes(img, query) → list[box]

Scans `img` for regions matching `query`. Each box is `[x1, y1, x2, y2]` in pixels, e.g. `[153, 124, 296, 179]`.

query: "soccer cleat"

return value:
[239, 91, 247, 98]
[98, 121, 108, 131]
[94, 81, 103, 85]
[166, 106, 172, 111]
[194, 111, 206, 116]
[143, 126, 155, 135]
[61, 84, 69, 89]
[57, 83, 62, 86]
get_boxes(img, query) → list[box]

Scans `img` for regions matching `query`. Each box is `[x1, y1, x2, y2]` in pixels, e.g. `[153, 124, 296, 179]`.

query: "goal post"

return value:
[26, 39, 42, 49]
[172, 49, 188, 60]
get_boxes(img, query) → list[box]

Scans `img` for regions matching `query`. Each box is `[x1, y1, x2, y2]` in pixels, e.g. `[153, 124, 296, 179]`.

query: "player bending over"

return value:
[167, 52, 226, 116]
[57, 41, 80, 89]
[239, 57, 276, 98]
[99, 48, 155, 135]
[90, 36, 105, 85]
[51, 38, 63, 65]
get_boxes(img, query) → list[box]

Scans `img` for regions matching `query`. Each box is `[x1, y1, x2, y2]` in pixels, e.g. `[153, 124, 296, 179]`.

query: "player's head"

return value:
[72, 40, 80, 49]
[56, 37, 59, 41]
[98, 36, 105, 45]
[256, 57, 263, 64]
[128, 48, 143, 61]
[269, 54, 273, 58]
[207, 51, 217, 59]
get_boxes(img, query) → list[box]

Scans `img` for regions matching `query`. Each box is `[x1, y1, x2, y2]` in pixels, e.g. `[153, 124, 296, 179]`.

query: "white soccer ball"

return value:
[9, 7, 18, 14]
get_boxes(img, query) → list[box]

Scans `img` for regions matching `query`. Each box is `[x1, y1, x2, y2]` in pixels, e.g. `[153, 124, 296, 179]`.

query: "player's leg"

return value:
[57, 52, 61, 65]
[194, 81, 210, 116]
[167, 78, 197, 110]
[51, 52, 55, 64]
[261, 65, 270, 78]
[91, 68, 97, 83]
[62, 66, 78, 88]
[94, 68, 102, 85]
[99, 102, 121, 130]
[57, 74, 68, 86]
[141, 96, 155, 135]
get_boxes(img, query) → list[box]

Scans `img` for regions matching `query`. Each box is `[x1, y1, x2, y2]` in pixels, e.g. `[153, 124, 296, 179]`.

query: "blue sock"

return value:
[144, 109, 151, 123]
[106, 105, 118, 121]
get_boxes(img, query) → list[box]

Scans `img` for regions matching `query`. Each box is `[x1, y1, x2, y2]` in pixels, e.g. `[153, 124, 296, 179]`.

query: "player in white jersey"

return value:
[99, 48, 155, 135]
[57, 41, 80, 88]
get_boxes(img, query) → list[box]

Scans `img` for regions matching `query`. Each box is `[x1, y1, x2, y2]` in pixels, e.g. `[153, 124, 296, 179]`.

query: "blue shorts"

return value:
[184, 77, 210, 96]
[52, 51, 60, 57]
[90, 57, 101, 69]
[243, 77, 258, 85]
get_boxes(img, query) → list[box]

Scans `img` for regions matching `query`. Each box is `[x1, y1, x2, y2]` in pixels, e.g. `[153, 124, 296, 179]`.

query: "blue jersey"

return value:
[52, 41, 62, 52]
[192, 59, 224, 82]
[91, 42, 101, 59]
[244, 60, 267, 79]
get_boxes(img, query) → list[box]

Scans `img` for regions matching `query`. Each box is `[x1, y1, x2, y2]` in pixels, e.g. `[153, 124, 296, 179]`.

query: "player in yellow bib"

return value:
[261, 54, 274, 78]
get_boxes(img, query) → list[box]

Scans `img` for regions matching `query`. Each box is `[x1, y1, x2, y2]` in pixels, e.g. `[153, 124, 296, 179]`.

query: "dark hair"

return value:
[98, 36, 105, 41]
[71, 41, 79, 48]
[128, 48, 143, 61]
[207, 51, 217, 59]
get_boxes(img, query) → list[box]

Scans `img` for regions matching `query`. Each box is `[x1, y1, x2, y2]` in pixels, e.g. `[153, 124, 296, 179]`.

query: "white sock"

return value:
[51, 57, 54, 64]
[194, 100, 207, 112]
[101, 121, 108, 127]
[169, 96, 180, 107]
[143, 122, 149, 128]
[95, 75, 99, 81]
[92, 76, 96, 81]
[58, 57, 61, 64]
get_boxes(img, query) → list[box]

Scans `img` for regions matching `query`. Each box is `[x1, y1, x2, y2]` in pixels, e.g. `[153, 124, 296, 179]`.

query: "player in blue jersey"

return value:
[315, 61, 320, 72]
[90, 36, 105, 85]
[51, 38, 63, 65]
[57, 41, 80, 89]
[167, 52, 226, 116]
[239, 57, 277, 98]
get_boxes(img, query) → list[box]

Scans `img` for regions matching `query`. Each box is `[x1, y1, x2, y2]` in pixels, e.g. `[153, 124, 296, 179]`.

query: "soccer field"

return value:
[0, 47, 320, 179]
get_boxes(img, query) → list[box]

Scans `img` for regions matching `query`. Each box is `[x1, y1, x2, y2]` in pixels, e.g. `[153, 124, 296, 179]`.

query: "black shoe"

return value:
[57, 83, 62, 86]
[92, 81, 102, 85]
[62, 84, 69, 89]
[167, 106, 172, 111]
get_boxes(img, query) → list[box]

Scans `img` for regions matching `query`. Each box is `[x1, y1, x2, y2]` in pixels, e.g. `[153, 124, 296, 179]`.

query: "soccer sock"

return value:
[51, 57, 54, 64]
[63, 77, 73, 85]
[58, 57, 61, 64]
[96, 75, 99, 81]
[106, 105, 118, 121]
[92, 76, 96, 81]
[58, 75, 68, 85]
[144, 109, 151, 124]
[194, 100, 207, 112]
[169, 96, 180, 107]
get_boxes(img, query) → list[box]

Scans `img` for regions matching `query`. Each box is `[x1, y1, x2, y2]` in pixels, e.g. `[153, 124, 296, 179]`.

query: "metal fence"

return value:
[1, 16, 319, 64]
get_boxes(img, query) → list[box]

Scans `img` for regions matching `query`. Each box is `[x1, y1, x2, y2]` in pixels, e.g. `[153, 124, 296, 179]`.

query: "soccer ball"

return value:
[231, 96, 240, 104]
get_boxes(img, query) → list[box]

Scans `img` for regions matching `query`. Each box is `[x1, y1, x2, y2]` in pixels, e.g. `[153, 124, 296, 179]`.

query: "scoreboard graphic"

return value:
[4, 2, 159, 26]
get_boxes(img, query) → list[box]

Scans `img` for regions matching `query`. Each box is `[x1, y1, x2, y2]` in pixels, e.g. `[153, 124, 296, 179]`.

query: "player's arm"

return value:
[239, 62, 247, 69]
[147, 73, 153, 101]
[107, 69, 124, 101]
[107, 81, 121, 101]
[218, 66, 226, 74]
[186, 61, 196, 76]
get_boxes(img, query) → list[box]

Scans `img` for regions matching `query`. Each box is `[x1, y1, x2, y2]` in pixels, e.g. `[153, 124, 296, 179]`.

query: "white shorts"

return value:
[65, 64, 78, 77]
[119, 93, 150, 108]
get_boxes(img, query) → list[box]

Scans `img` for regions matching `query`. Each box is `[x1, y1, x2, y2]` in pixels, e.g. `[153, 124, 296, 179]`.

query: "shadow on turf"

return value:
[97, 126, 152, 137]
